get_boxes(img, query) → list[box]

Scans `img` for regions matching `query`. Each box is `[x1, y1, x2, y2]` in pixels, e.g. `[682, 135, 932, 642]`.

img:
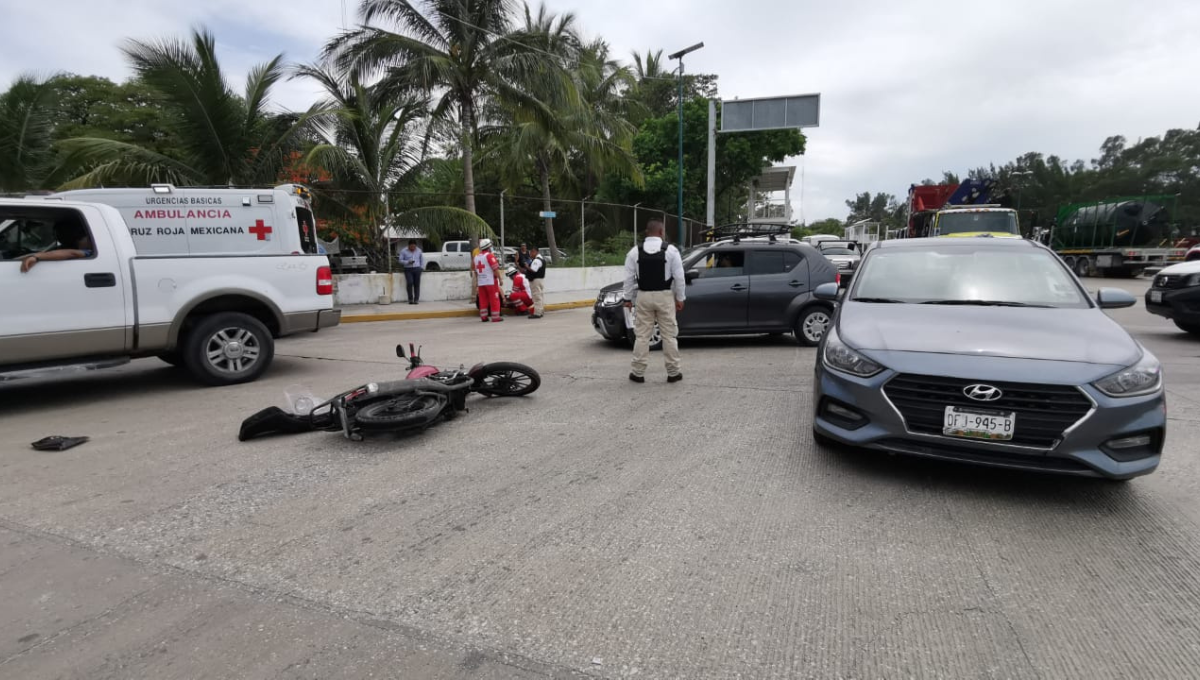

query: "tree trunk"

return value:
[462, 99, 478, 301]
[540, 162, 559, 260]
[461, 100, 477, 215]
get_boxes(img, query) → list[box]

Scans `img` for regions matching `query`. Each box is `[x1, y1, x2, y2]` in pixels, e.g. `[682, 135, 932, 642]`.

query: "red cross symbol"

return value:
[475, 260, 486, 273]
[249, 220, 273, 241]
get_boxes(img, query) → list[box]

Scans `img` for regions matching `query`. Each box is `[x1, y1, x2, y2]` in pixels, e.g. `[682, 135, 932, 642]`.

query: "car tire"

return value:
[1174, 320, 1200, 336]
[425, 262, 440, 272]
[626, 325, 663, 352]
[182, 312, 275, 386]
[794, 306, 832, 347]
[158, 351, 184, 368]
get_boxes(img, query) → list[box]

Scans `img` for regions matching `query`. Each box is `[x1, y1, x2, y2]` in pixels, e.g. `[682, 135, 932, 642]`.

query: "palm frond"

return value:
[0, 74, 59, 191]
[56, 137, 201, 188]
[389, 205, 495, 241]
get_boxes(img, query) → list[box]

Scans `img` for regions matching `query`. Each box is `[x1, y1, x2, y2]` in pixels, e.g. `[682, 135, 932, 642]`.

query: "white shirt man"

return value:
[623, 230, 686, 383]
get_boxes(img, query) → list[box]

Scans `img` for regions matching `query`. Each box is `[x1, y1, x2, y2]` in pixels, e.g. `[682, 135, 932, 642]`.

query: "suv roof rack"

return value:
[704, 222, 792, 244]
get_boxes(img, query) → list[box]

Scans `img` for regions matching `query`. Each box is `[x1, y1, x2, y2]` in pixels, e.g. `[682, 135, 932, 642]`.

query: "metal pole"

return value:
[581, 196, 587, 268]
[706, 99, 716, 229]
[500, 189, 506, 259]
[677, 61, 685, 246]
[634, 203, 641, 246]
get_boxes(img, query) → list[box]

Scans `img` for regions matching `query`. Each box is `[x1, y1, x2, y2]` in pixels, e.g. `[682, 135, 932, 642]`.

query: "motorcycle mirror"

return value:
[418, 345, 423, 357]
[409, 343, 416, 358]
[396, 344, 406, 358]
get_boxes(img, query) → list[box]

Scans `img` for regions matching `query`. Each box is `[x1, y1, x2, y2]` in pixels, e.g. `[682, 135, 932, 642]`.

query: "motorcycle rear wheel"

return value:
[474, 362, 541, 397]
[355, 394, 445, 430]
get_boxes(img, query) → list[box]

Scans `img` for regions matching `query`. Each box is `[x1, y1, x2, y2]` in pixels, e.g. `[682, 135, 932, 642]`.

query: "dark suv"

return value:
[592, 228, 839, 348]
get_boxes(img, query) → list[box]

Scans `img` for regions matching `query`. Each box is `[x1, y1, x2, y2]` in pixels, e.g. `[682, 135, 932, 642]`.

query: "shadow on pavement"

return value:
[809, 435, 1142, 511]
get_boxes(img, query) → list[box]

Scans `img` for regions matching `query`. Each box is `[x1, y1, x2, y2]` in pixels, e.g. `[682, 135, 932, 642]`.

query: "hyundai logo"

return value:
[963, 384, 1003, 402]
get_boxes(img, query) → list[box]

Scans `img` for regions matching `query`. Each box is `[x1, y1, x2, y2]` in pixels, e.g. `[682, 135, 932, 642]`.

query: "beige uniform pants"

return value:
[631, 289, 681, 377]
[531, 278, 545, 315]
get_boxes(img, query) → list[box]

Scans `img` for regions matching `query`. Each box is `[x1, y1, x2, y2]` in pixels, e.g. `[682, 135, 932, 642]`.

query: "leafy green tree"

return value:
[0, 75, 57, 192]
[325, 0, 561, 216]
[601, 97, 804, 229]
[296, 65, 492, 271]
[794, 217, 845, 239]
[56, 28, 322, 188]
[47, 75, 180, 158]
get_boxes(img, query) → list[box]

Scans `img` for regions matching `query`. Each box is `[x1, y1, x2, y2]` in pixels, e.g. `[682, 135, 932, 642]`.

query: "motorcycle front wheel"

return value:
[474, 362, 541, 397]
[355, 394, 445, 430]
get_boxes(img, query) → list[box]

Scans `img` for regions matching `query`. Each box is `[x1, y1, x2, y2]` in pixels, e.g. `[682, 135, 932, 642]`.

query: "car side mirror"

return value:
[1096, 287, 1136, 309]
[396, 344, 406, 358]
[685, 269, 700, 284]
[814, 282, 841, 302]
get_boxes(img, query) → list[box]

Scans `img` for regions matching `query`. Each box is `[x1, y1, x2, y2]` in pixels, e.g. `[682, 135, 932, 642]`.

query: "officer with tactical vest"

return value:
[525, 246, 546, 319]
[623, 220, 686, 383]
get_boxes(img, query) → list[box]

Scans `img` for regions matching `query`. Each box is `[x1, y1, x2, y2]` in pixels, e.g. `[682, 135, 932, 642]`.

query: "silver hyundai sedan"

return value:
[812, 237, 1166, 480]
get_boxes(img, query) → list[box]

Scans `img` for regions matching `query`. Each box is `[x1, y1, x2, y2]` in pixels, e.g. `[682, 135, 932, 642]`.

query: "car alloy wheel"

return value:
[797, 309, 831, 346]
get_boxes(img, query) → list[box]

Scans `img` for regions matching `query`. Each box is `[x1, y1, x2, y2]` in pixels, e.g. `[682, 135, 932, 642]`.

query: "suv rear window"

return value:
[748, 250, 802, 275]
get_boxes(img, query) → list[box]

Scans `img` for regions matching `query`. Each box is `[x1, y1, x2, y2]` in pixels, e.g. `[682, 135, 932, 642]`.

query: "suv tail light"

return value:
[317, 265, 333, 295]
[835, 272, 842, 286]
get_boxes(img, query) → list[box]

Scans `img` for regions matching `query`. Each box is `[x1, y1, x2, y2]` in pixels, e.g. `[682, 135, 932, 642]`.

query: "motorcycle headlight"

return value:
[1093, 352, 1162, 397]
[599, 291, 624, 306]
[823, 331, 883, 378]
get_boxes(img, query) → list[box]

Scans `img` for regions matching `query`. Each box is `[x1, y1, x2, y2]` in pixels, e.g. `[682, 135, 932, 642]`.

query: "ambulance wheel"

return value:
[182, 312, 274, 386]
[626, 324, 663, 351]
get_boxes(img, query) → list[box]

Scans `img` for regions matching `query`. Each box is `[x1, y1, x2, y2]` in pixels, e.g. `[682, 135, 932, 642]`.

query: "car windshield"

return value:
[820, 247, 856, 255]
[937, 211, 1019, 235]
[851, 246, 1091, 308]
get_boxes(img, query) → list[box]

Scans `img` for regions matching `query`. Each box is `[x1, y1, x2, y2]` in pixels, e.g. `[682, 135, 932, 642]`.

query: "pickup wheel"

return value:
[424, 262, 441, 272]
[182, 312, 274, 386]
[158, 352, 184, 368]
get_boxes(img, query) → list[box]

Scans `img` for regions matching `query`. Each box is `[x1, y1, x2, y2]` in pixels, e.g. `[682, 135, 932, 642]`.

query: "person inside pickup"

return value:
[20, 218, 95, 273]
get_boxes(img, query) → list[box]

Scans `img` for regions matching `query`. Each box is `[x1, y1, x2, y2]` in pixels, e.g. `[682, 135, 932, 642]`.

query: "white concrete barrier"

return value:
[333, 266, 624, 305]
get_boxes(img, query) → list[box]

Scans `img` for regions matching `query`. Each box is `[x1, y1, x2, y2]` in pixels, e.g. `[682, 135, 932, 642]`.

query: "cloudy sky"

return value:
[3, 0, 1198, 221]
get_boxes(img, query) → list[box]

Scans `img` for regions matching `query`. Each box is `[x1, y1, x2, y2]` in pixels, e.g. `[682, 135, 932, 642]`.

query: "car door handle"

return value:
[788, 280, 804, 288]
[730, 284, 748, 291]
[84, 273, 116, 288]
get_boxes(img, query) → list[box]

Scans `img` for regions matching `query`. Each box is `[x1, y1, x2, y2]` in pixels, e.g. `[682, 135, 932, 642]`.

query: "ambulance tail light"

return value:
[317, 266, 333, 295]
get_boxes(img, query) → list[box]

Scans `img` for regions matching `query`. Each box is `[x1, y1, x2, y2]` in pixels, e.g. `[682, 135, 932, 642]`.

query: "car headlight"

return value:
[598, 291, 623, 306]
[823, 331, 883, 377]
[1093, 353, 1162, 397]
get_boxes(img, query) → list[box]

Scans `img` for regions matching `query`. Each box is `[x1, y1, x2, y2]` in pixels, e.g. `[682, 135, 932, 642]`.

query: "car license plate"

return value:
[623, 306, 635, 328]
[1150, 291, 1163, 303]
[943, 407, 1015, 441]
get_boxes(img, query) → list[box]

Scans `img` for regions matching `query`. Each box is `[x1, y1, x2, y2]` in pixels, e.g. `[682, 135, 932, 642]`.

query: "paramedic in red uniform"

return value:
[474, 239, 504, 323]
[505, 265, 532, 314]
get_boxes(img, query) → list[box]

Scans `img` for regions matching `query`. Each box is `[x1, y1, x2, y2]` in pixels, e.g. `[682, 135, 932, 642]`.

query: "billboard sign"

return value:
[720, 94, 820, 133]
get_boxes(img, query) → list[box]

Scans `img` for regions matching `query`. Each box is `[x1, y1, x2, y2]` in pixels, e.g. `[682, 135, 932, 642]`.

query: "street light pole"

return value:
[669, 42, 704, 247]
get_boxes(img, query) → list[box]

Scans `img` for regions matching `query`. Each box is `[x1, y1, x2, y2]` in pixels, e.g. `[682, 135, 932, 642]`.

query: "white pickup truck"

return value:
[1, 188, 340, 386]
[421, 240, 474, 271]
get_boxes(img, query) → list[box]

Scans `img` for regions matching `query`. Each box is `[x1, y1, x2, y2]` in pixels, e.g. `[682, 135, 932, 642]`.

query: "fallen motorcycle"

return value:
[237, 343, 540, 442]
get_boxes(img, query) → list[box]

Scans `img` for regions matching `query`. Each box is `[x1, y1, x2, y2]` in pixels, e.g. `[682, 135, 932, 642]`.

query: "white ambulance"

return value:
[51, 183, 322, 256]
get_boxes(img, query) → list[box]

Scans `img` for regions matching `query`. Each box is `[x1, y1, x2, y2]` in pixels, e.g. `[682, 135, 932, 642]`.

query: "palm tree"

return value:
[324, 0, 562, 215]
[57, 28, 323, 188]
[0, 74, 57, 192]
[295, 64, 492, 271]
[483, 9, 641, 256]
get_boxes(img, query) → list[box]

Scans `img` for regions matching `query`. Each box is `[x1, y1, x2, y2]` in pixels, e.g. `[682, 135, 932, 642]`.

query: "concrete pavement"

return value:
[3, 276, 1200, 678]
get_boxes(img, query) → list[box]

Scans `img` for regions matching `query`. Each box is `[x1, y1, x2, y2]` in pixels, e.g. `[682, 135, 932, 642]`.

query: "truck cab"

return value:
[931, 206, 1022, 239]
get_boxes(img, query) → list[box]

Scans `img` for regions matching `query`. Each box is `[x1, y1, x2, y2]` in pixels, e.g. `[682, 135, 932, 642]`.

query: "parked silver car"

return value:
[812, 237, 1165, 480]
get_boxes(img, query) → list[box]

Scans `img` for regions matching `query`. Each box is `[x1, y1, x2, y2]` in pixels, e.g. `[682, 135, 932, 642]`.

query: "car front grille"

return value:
[1155, 274, 1185, 289]
[883, 374, 1093, 449]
